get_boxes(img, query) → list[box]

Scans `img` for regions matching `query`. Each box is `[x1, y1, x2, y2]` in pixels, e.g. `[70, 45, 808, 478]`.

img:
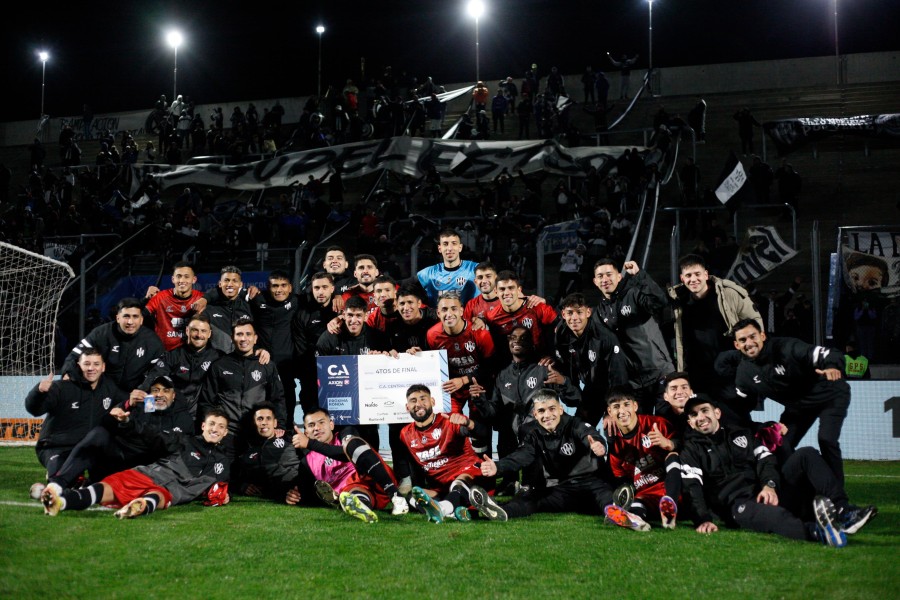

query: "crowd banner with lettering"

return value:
[539, 220, 582, 254]
[316, 351, 450, 425]
[150, 137, 632, 190]
[726, 226, 798, 286]
[763, 113, 900, 156]
[840, 229, 900, 298]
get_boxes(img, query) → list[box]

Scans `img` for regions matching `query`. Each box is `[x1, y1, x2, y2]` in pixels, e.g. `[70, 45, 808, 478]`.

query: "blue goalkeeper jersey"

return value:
[417, 260, 480, 307]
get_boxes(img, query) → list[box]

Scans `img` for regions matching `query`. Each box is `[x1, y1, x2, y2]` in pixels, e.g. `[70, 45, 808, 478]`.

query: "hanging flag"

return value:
[726, 225, 798, 286]
[714, 151, 750, 206]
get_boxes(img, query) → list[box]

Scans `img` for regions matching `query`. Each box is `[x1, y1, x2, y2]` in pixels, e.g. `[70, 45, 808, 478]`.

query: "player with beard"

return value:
[143, 261, 205, 351]
[400, 385, 505, 523]
[341, 254, 381, 315]
[290, 407, 408, 523]
[292, 273, 338, 416]
[41, 409, 232, 519]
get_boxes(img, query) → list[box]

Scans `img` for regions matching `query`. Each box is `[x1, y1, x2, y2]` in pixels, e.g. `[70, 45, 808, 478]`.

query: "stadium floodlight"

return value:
[38, 51, 49, 118]
[316, 25, 325, 99]
[466, 0, 485, 83]
[166, 30, 183, 103]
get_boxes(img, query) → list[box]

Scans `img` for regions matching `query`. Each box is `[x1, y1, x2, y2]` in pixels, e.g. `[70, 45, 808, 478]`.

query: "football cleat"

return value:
[813, 496, 847, 548]
[41, 486, 63, 516]
[411, 486, 444, 524]
[30, 482, 46, 500]
[453, 506, 472, 522]
[659, 495, 678, 530]
[840, 504, 877, 535]
[314, 480, 339, 506]
[114, 497, 147, 520]
[613, 483, 635, 509]
[469, 485, 508, 522]
[390, 494, 410, 516]
[604, 504, 651, 531]
[339, 492, 378, 524]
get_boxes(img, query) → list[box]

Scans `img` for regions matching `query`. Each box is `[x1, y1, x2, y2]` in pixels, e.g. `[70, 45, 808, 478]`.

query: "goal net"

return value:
[0, 242, 75, 444]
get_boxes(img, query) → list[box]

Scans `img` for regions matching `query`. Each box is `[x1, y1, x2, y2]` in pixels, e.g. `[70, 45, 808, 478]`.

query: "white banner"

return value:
[726, 226, 798, 286]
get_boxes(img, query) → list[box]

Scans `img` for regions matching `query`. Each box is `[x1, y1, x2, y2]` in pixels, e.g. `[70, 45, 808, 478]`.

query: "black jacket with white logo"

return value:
[140, 343, 223, 417]
[237, 433, 303, 500]
[680, 425, 780, 525]
[199, 352, 286, 433]
[25, 372, 124, 450]
[61, 322, 164, 392]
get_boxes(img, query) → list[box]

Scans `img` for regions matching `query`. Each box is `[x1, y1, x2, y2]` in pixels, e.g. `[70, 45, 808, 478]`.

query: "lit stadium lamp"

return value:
[316, 25, 326, 99]
[466, 0, 485, 83]
[38, 51, 49, 119]
[166, 30, 183, 103]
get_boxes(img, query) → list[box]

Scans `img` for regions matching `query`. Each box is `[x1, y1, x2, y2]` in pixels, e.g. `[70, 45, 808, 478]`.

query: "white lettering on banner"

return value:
[726, 226, 798, 286]
[715, 161, 747, 204]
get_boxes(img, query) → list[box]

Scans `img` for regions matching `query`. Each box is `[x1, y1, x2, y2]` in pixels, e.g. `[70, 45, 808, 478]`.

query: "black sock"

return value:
[447, 480, 471, 508]
[142, 495, 157, 515]
[665, 454, 683, 500]
[61, 483, 104, 511]
[345, 437, 399, 498]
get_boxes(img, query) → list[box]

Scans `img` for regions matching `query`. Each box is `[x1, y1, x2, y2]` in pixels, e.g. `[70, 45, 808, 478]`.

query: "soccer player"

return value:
[401, 385, 505, 523]
[679, 396, 875, 546]
[41, 408, 232, 519]
[592, 259, 673, 415]
[61, 297, 165, 394]
[45, 375, 194, 491]
[139, 313, 222, 418]
[320, 245, 357, 295]
[250, 269, 302, 428]
[731, 318, 852, 484]
[479, 389, 613, 519]
[143, 261, 205, 351]
[197, 266, 254, 353]
[199, 318, 286, 448]
[26, 349, 125, 491]
[292, 272, 339, 415]
[603, 388, 681, 530]
[464, 261, 500, 321]
[291, 407, 408, 523]
[479, 270, 558, 362]
[341, 254, 381, 314]
[366, 275, 403, 332]
[416, 228, 480, 307]
[387, 286, 438, 353]
[667, 253, 762, 399]
[236, 403, 305, 503]
[553, 293, 628, 426]
[424, 293, 495, 417]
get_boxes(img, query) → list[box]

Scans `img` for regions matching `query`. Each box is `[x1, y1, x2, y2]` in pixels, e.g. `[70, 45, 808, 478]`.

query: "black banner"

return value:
[763, 113, 900, 156]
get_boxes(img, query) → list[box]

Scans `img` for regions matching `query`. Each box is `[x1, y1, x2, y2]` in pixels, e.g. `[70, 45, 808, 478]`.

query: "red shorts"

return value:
[101, 469, 173, 509]
[336, 455, 398, 511]
[428, 461, 486, 493]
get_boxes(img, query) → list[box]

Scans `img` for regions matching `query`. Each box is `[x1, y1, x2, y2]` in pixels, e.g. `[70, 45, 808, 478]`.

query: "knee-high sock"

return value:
[60, 483, 104, 511]
[345, 437, 399, 498]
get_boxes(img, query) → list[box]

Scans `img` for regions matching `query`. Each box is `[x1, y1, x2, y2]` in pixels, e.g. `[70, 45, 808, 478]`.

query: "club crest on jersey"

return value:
[102, 397, 111, 410]
[588, 350, 597, 362]
[560, 442, 575, 456]
[251, 370, 262, 382]
[273, 438, 285, 448]
[456, 276, 466, 286]
[775, 365, 786, 376]
[421, 436, 428, 444]
[214, 463, 224, 474]
[465, 341, 476, 352]
[285, 301, 292, 310]
[136, 347, 145, 357]
[733, 436, 748, 448]
[526, 376, 537, 389]
[432, 428, 442, 440]
[641, 434, 652, 449]
[620, 305, 633, 316]
[180, 305, 188, 313]
[521, 317, 534, 329]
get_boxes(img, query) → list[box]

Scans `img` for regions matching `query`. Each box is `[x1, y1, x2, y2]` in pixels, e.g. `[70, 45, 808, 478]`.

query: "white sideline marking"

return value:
[845, 474, 900, 479]
[0, 500, 112, 511]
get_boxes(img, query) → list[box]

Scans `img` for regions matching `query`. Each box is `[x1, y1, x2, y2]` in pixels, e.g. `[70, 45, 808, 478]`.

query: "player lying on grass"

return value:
[478, 389, 613, 520]
[679, 396, 876, 547]
[41, 409, 231, 519]
[290, 407, 408, 523]
[401, 384, 506, 523]
[235, 403, 305, 503]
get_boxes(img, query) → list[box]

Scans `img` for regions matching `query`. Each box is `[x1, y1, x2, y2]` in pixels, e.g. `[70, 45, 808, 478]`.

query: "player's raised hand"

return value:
[145, 285, 160, 298]
[587, 435, 606, 457]
[480, 453, 498, 477]
[648, 422, 674, 451]
[109, 407, 130, 422]
[622, 261, 640, 275]
[38, 372, 55, 393]
[544, 364, 564, 385]
[468, 377, 485, 397]
[192, 297, 208, 313]
[448, 413, 468, 426]
[292, 425, 309, 449]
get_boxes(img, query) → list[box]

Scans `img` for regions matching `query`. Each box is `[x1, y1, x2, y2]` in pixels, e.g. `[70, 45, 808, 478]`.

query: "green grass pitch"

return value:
[1, 448, 897, 599]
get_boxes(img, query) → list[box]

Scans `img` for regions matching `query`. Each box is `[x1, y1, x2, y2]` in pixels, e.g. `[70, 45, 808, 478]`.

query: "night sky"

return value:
[4, 0, 899, 123]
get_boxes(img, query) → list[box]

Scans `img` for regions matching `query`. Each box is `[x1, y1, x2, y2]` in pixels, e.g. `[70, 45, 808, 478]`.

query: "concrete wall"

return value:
[2, 51, 897, 148]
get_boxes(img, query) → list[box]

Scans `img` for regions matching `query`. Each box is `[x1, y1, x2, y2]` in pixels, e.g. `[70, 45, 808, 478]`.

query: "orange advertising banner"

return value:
[0, 419, 42, 442]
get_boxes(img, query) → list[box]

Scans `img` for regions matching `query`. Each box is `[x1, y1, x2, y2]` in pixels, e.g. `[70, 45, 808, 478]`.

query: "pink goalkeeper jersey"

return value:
[304, 435, 355, 491]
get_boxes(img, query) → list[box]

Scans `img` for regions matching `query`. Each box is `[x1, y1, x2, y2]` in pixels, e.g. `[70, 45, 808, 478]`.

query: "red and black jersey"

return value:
[341, 288, 377, 314]
[400, 413, 480, 487]
[464, 294, 500, 322]
[144, 289, 204, 351]
[484, 300, 558, 358]
[366, 309, 402, 332]
[426, 321, 494, 410]
[608, 414, 675, 499]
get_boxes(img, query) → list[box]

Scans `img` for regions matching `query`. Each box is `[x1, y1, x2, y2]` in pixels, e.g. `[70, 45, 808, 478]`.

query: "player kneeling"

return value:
[41, 409, 231, 519]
